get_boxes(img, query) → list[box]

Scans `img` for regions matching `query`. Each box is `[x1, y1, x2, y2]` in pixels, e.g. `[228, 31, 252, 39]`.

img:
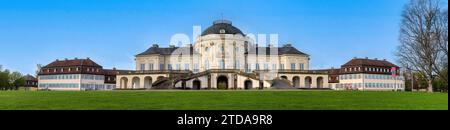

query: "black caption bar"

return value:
[0, 110, 445, 129]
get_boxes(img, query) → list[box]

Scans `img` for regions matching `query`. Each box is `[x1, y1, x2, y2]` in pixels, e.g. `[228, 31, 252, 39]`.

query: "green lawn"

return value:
[0, 90, 447, 110]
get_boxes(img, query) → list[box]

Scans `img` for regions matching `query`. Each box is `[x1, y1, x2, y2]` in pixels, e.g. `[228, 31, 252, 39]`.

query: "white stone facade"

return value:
[333, 74, 405, 91]
[38, 74, 114, 91]
[117, 31, 327, 90]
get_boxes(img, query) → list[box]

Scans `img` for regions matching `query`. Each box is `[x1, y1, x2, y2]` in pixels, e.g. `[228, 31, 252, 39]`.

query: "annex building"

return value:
[37, 58, 118, 91]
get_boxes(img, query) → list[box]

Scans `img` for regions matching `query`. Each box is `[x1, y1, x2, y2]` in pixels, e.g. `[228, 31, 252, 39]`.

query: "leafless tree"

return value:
[397, 0, 447, 92]
[35, 64, 42, 77]
[435, 8, 448, 84]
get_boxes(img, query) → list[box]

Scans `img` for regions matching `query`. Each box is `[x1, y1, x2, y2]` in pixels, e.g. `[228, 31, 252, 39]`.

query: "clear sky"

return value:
[0, 0, 410, 75]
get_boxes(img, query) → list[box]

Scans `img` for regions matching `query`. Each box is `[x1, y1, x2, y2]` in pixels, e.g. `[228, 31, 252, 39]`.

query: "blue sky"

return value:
[0, 0, 409, 75]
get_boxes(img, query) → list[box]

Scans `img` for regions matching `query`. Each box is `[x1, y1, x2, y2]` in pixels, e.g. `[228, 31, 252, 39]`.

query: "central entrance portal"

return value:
[244, 80, 253, 90]
[217, 76, 228, 90]
[193, 80, 201, 90]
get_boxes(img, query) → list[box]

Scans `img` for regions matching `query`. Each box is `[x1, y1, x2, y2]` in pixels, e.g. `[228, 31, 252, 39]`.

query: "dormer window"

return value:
[219, 29, 226, 34]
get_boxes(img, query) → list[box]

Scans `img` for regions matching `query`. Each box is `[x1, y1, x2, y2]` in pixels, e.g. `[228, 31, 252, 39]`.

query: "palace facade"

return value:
[36, 20, 405, 91]
[116, 20, 330, 90]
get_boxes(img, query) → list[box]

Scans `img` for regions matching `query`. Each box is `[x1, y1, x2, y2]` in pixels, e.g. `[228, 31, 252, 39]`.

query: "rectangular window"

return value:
[264, 63, 269, 70]
[149, 64, 154, 70]
[194, 64, 199, 72]
[168, 64, 172, 70]
[235, 61, 240, 69]
[160, 64, 165, 71]
[245, 64, 251, 73]
[221, 60, 225, 69]
[272, 64, 277, 70]
[140, 64, 145, 70]
[185, 64, 189, 71]
[300, 63, 304, 70]
[291, 63, 296, 70]
[255, 63, 260, 70]
[280, 64, 285, 70]
[176, 64, 180, 70]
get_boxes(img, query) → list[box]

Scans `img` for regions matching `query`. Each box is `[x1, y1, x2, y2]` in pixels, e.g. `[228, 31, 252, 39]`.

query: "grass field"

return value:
[0, 90, 447, 110]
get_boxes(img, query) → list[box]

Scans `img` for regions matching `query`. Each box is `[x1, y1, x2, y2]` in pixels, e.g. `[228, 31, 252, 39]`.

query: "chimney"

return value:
[283, 44, 292, 47]
[113, 67, 116, 70]
[75, 57, 78, 60]
[365, 57, 368, 59]
[152, 44, 159, 48]
[87, 57, 90, 60]
[56, 59, 59, 61]
[169, 45, 176, 48]
[65, 58, 68, 61]
[374, 58, 378, 60]
[383, 59, 387, 61]
[353, 57, 357, 59]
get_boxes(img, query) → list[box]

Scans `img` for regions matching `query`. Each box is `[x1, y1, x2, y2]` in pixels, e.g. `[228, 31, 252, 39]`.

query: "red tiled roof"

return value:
[328, 69, 341, 74]
[103, 69, 124, 75]
[342, 58, 399, 68]
[24, 74, 37, 81]
[43, 58, 102, 68]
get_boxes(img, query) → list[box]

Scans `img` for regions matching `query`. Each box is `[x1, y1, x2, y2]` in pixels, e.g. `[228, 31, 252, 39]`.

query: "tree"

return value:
[0, 68, 11, 90]
[12, 77, 25, 90]
[397, 0, 448, 92]
[9, 71, 24, 90]
[35, 64, 42, 77]
[434, 9, 448, 84]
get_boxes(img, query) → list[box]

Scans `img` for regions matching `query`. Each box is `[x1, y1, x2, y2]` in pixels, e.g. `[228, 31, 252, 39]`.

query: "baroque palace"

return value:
[37, 20, 405, 91]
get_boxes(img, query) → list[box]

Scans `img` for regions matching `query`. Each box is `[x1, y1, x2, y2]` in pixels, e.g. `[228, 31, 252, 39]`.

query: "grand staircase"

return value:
[151, 72, 193, 89]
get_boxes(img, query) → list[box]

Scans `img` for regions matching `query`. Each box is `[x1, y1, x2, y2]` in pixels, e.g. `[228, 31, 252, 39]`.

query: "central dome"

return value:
[201, 20, 244, 36]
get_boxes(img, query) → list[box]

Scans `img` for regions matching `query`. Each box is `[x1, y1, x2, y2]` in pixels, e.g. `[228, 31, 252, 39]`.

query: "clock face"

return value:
[220, 29, 226, 34]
